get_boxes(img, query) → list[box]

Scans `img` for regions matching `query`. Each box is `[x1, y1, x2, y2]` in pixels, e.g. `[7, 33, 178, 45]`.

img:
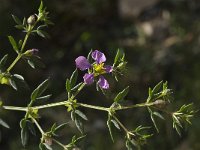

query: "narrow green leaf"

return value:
[8, 36, 19, 53]
[9, 78, 17, 90]
[13, 74, 24, 80]
[114, 49, 120, 66]
[148, 107, 159, 132]
[87, 49, 93, 61]
[147, 87, 152, 103]
[71, 82, 82, 91]
[54, 122, 69, 132]
[107, 115, 114, 142]
[114, 86, 129, 102]
[70, 69, 78, 88]
[111, 119, 120, 130]
[12, 15, 22, 25]
[38, 0, 44, 12]
[21, 126, 29, 147]
[31, 79, 49, 101]
[43, 143, 52, 150]
[153, 112, 165, 120]
[27, 56, 45, 69]
[0, 54, 8, 72]
[18, 40, 23, 49]
[74, 117, 84, 134]
[39, 143, 45, 150]
[71, 111, 75, 121]
[75, 110, 88, 121]
[66, 79, 71, 93]
[15, 25, 24, 30]
[36, 94, 52, 101]
[150, 113, 159, 133]
[26, 120, 36, 136]
[37, 30, 50, 38]
[0, 118, 10, 128]
[152, 81, 163, 94]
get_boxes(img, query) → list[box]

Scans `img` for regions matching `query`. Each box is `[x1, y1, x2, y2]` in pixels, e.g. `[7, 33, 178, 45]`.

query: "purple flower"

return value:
[83, 73, 94, 85]
[75, 56, 91, 71]
[92, 50, 106, 64]
[75, 50, 113, 89]
[98, 76, 109, 89]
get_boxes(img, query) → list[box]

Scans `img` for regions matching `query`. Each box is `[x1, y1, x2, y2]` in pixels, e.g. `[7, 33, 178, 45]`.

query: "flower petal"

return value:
[104, 65, 113, 73]
[91, 50, 106, 64]
[98, 76, 109, 89]
[75, 56, 91, 71]
[83, 73, 94, 85]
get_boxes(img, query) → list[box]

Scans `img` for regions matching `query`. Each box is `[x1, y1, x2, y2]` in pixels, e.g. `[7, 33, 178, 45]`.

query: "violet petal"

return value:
[98, 76, 109, 89]
[91, 50, 106, 64]
[104, 65, 113, 73]
[75, 56, 91, 71]
[83, 73, 94, 85]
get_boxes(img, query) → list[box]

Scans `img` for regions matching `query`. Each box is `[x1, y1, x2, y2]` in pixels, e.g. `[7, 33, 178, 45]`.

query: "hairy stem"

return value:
[31, 116, 44, 135]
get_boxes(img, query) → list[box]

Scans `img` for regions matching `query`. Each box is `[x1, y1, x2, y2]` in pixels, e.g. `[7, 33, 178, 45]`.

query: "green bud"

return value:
[0, 77, 10, 85]
[27, 15, 36, 25]
[24, 49, 39, 57]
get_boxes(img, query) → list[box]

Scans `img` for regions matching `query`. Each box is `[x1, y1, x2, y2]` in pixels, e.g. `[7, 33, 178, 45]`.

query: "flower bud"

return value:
[27, 15, 36, 25]
[45, 137, 52, 146]
[0, 77, 10, 85]
[24, 49, 39, 57]
[153, 100, 168, 109]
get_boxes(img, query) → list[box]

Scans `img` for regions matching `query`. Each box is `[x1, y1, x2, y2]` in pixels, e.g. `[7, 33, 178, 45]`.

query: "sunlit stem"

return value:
[53, 139, 68, 150]
[3, 101, 155, 112]
[31, 116, 45, 135]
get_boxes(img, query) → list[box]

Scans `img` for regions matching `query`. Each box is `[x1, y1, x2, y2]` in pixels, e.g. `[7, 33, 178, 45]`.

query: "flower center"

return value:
[93, 63, 106, 76]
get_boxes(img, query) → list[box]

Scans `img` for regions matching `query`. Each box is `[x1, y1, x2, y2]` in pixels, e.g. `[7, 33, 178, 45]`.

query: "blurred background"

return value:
[0, 0, 200, 149]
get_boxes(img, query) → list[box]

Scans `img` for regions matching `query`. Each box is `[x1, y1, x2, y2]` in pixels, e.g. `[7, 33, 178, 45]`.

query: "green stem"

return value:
[112, 114, 129, 134]
[115, 102, 155, 111]
[6, 54, 22, 72]
[31, 116, 44, 135]
[21, 32, 30, 53]
[53, 139, 68, 150]
[3, 101, 154, 112]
